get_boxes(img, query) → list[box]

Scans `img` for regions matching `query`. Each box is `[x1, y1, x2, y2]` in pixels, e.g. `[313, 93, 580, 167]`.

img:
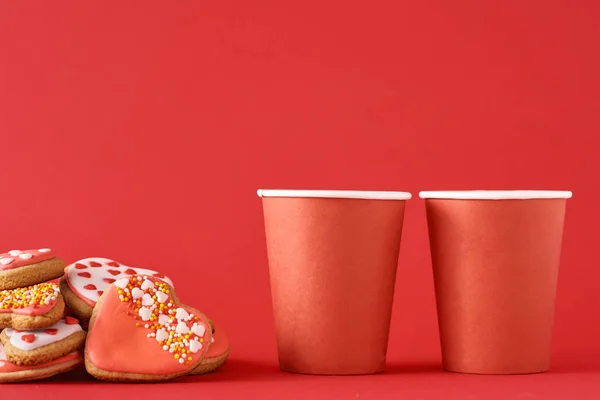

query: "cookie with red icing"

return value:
[85, 275, 212, 382]
[0, 317, 86, 365]
[0, 249, 65, 290]
[60, 257, 173, 321]
[0, 282, 66, 330]
[0, 341, 83, 383]
[190, 321, 230, 375]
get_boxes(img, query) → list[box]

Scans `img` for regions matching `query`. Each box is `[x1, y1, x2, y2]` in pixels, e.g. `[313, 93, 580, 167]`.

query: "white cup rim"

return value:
[419, 190, 573, 200]
[257, 189, 412, 200]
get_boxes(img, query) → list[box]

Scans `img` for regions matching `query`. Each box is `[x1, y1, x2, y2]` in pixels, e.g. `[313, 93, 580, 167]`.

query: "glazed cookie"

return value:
[0, 342, 82, 383]
[85, 275, 212, 382]
[0, 318, 86, 365]
[0, 249, 65, 290]
[0, 282, 66, 330]
[191, 321, 230, 375]
[61, 257, 173, 320]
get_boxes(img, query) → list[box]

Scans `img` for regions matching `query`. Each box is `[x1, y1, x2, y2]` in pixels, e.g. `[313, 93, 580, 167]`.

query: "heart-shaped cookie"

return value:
[190, 321, 230, 375]
[0, 282, 65, 330]
[0, 318, 86, 365]
[0, 248, 65, 290]
[85, 275, 212, 382]
[0, 342, 83, 383]
[61, 257, 173, 320]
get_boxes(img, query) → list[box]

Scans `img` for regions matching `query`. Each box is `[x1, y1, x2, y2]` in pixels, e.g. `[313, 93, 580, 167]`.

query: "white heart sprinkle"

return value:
[141, 279, 155, 290]
[155, 328, 169, 342]
[175, 308, 189, 321]
[142, 293, 154, 306]
[131, 288, 144, 299]
[138, 307, 152, 321]
[0, 258, 14, 266]
[158, 314, 170, 325]
[38, 248, 51, 253]
[211, 337, 215, 343]
[176, 322, 190, 334]
[18, 253, 33, 260]
[114, 278, 129, 289]
[155, 291, 168, 304]
[8, 250, 21, 256]
[191, 324, 206, 337]
[189, 340, 202, 353]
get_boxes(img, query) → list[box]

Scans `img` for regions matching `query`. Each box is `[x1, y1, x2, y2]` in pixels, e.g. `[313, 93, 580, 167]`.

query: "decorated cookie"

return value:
[61, 257, 174, 320]
[0, 318, 86, 365]
[0, 342, 82, 383]
[85, 275, 212, 382]
[0, 282, 66, 330]
[0, 249, 65, 291]
[190, 321, 230, 375]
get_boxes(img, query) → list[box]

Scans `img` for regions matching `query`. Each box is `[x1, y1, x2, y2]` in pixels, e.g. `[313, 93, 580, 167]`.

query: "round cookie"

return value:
[0, 342, 82, 383]
[0, 282, 66, 330]
[0, 249, 65, 290]
[62, 258, 174, 321]
[190, 322, 230, 375]
[85, 275, 212, 382]
[0, 318, 86, 365]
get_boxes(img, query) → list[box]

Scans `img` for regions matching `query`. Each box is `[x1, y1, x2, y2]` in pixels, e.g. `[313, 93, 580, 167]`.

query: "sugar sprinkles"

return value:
[116, 275, 206, 365]
[0, 282, 59, 310]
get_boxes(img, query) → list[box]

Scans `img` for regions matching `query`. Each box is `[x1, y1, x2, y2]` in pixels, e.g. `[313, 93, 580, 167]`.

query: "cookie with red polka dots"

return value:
[0, 249, 65, 291]
[0, 317, 86, 366]
[0, 341, 83, 383]
[190, 321, 230, 375]
[0, 282, 66, 330]
[85, 275, 212, 382]
[60, 257, 174, 321]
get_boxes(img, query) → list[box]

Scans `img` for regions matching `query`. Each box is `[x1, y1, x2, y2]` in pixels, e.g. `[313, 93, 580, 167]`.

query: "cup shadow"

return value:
[382, 361, 443, 375]
[547, 361, 600, 374]
[182, 359, 445, 381]
[177, 359, 284, 383]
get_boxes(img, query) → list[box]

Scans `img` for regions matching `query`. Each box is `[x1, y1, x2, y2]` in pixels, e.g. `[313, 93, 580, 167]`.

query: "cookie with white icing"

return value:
[60, 257, 174, 321]
[0, 282, 66, 330]
[0, 248, 65, 290]
[0, 317, 86, 365]
[85, 275, 211, 382]
[0, 341, 82, 383]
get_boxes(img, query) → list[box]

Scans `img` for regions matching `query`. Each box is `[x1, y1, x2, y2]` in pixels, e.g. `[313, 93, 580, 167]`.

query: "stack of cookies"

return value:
[0, 249, 86, 382]
[0, 250, 229, 383]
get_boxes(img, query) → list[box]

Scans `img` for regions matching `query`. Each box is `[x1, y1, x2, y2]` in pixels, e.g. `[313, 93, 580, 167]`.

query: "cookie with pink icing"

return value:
[0, 317, 86, 366]
[60, 257, 174, 320]
[0, 248, 65, 290]
[190, 321, 230, 375]
[0, 341, 83, 382]
[0, 282, 66, 330]
[85, 274, 212, 382]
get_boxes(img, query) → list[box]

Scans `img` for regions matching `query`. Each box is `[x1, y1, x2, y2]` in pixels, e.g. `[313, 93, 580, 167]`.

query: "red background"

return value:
[1, 1, 599, 398]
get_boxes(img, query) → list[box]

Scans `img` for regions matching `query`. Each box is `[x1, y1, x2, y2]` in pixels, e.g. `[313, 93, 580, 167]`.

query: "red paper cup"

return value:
[258, 189, 411, 375]
[420, 190, 572, 375]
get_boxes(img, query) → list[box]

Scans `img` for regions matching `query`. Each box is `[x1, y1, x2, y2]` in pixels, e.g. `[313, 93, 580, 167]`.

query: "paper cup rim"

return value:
[418, 190, 573, 200]
[257, 189, 412, 200]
